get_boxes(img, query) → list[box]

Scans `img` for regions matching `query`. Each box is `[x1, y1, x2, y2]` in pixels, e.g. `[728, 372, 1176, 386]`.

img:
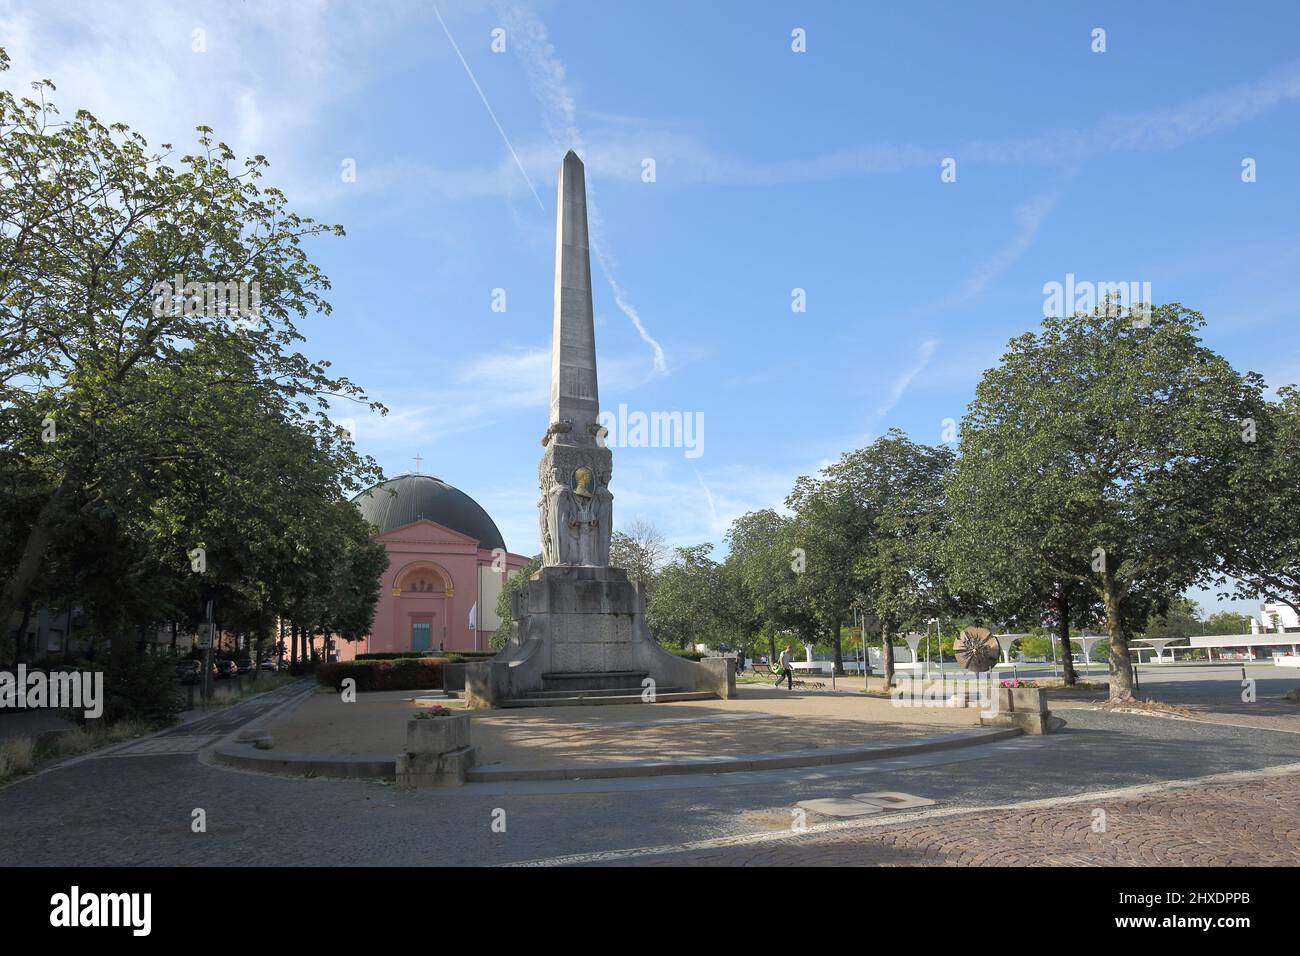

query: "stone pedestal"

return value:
[981, 686, 1058, 735]
[465, 566, 733, 707]
[395, 714, 474, 789]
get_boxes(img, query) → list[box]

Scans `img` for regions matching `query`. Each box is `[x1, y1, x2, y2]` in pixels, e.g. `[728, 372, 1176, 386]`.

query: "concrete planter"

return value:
[397, 713, 474, 790]
[1009, 687, 1047, 713]
[406, 713, 469, 755]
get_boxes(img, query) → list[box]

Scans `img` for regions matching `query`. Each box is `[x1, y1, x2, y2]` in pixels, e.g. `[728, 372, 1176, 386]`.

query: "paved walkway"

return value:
[263, 685, 987, 769]
[607, 767, 1300, 867]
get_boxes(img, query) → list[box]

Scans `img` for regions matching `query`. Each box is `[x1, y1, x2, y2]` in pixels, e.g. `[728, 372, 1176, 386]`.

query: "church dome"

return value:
[352, 474, 508, 551]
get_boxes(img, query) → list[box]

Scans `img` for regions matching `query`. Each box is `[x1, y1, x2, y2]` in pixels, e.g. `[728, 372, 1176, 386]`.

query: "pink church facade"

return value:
[362, 519, 530, 655]
[342, 474, 533, 660]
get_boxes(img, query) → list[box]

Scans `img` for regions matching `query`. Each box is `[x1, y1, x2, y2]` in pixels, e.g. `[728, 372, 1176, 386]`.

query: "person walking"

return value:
[774, 644, 794, 689]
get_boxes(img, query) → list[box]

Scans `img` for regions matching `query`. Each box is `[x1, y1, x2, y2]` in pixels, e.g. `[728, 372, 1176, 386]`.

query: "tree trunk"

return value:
[881, 621, 895, 687]
[1057, 592, 1077, 686]
[767, 631, 776, 667]
[10, 599, 33, 667]
[1103, 576, 1134, 700]
[830, 616, 844, 675]
[290, 622, 299, 671]
[0, 488, 64, 660]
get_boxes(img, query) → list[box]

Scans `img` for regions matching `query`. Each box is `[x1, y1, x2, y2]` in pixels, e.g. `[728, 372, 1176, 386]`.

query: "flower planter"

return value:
[1009, 687, 1047, 714]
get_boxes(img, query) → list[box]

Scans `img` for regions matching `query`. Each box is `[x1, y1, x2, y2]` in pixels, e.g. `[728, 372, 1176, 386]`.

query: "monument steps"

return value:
[500, 689, 719, 708]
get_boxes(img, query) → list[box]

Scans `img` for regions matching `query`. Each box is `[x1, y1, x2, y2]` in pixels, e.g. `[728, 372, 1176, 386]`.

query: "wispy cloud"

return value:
[497, 2, 668, 375]
[877, 337, 940, 419]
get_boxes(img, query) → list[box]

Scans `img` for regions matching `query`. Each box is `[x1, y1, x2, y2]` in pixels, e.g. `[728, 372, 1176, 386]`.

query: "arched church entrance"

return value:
[394, 562, 454, 652]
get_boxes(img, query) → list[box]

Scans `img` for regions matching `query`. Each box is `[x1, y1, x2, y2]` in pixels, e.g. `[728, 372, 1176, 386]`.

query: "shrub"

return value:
[317, 657, 449, 692]
[103, 656, 183, 727]
[669, 649, 703, 662]
[0, 735, 34, 779]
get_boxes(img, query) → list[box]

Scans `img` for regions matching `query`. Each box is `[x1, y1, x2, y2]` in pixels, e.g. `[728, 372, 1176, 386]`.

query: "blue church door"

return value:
[411, 621, 431, 652]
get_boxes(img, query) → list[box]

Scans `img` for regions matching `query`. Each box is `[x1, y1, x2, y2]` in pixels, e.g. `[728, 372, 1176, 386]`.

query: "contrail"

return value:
[432, 3, 544, 210]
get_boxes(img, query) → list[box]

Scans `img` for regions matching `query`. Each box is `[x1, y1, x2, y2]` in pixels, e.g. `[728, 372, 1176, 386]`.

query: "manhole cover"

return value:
[796, 797, 885, 818]
[851, 791, 936, 810]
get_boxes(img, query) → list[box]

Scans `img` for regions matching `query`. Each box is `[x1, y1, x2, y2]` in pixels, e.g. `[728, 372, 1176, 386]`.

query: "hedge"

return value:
[356, 650, 498, 662]
[317, 657, 449, 692]
[355, 652, 437, 660]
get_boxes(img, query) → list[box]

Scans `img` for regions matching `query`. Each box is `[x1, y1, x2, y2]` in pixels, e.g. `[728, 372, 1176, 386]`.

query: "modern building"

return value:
[350, 473, 532, 657]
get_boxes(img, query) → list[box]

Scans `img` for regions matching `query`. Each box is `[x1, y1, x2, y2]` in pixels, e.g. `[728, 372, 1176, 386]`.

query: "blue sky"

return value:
[4, 1, 1298, 615]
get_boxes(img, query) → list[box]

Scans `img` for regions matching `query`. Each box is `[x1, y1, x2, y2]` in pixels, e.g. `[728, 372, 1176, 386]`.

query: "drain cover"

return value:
[851, 791, 936, 810]
[795, 797, 885, 818]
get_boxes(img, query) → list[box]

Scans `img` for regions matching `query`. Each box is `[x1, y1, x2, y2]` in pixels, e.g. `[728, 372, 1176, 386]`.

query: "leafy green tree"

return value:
[647, 544, 729, 649]
[1144, 596, 1204, 640]
[491, 554, 542, 650]
[0, 49, 381, 654]
[952, 303, 1265, 700]
[1215, 386, 1300, 618]
[724, 509, 816, 663]
[829, 430, 954, 686]
[786, 471, 864, 675]
[1204, 610, 1251, 635]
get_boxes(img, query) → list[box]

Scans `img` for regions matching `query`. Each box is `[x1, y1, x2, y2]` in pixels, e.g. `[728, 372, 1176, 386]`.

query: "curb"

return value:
[210, 746, 396, 780]
[209, 725, 1022, 784]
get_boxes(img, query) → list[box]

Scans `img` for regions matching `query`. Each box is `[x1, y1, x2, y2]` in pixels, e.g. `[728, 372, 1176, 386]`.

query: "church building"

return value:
[348, 473, 532, 658]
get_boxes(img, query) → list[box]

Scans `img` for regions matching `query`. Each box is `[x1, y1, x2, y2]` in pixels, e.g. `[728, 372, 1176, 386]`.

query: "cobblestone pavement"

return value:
[616, 770, 1300, 866]
[0, 693, 1297, 866]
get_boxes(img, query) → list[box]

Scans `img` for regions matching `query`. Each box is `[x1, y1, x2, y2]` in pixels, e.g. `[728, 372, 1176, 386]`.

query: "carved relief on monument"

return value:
[538, 443, 612, 567]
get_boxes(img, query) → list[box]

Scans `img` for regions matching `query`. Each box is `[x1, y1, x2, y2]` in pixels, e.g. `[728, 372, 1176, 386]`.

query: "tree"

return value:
[0, 48, 381, 653]
[1144, 596, 1203, 641]
[724, 509, 815, 662]
[826, 430, 955, 686]
[1215, 386, 1300, 617]
[786, 472, 863, 675]
[491, 554, 542, 650]
[609, 518, 667, 595]
[1204, 610, 1251, 635]
[647, 544, 728, 650]
[952, 302, 1265, 700]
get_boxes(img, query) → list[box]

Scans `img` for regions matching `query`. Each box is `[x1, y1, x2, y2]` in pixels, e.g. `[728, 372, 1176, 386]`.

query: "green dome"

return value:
[352, 474, 508, 551]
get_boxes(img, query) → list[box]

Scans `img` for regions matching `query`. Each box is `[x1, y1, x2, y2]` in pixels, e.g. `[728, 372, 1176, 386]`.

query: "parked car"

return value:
[215, 659, 239, 679]
[176, 660, 202, 684]
[236, 658, 254, 675]
[259, 659, 279, 672]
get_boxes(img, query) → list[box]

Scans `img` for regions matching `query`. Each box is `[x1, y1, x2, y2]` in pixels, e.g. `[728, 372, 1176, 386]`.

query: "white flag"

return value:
[468, 602, 477, 631]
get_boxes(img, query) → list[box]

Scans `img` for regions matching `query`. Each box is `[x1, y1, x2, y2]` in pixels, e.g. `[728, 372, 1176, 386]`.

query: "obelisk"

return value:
[549, 150, 600, 435]
[538, 151, 613, 567]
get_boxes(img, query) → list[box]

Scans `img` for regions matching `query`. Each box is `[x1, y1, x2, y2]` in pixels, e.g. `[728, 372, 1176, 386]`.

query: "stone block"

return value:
[1010, 687, 1047, 713]
[395, 747, 475, 790]
[406, 713, 469, 755]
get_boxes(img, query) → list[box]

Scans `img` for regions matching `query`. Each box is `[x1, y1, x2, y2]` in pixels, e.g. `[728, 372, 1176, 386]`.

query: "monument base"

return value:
[465, 565, 735, 708]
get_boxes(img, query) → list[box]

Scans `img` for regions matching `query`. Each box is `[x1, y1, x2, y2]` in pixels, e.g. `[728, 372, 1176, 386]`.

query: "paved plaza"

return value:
[0, 663, 1296, 867]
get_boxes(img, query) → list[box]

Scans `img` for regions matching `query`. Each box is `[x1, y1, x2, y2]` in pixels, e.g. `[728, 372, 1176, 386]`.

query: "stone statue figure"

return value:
[571, 467, 601, 565]
[541, 467, 579, 566]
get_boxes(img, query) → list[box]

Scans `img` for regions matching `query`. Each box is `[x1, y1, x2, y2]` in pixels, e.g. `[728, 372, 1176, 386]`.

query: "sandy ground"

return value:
[263, 684, 987, 769]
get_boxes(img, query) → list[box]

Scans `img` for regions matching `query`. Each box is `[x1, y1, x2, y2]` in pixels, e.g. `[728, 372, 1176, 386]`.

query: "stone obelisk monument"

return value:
[537, 151, 613, 568]
[464, 151, 734, 707]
